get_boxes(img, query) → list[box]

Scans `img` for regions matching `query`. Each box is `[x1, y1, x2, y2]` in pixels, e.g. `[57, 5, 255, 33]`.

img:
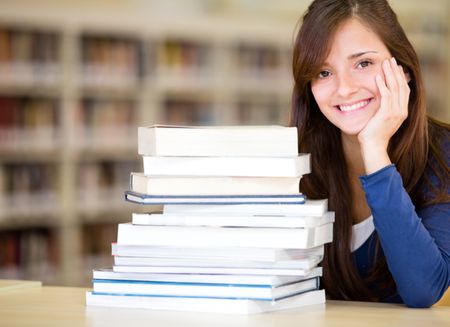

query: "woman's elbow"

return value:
[403, 293, 439, 308]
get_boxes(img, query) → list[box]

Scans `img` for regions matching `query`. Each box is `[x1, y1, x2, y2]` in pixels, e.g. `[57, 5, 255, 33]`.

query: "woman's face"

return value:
[310, 18, 392, 136]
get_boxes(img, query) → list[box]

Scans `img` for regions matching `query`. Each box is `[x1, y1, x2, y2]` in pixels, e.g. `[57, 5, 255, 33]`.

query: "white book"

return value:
[163, 199, 328, 216]
[137, 125, 298, 157]
[142, 154, 310, 177]
[130, 173, 301, 196]
[112, 265, 316, 276]
[117, 223, 333, 249]
[131, 211, 334, 228]
[125, 191, 306, 205]
[92, 267, 323, 286]
[86, 289, 326, 314]
[92, 276, 319, 301]
[113, 255, 322, 270]
[111, 244, 324, 262]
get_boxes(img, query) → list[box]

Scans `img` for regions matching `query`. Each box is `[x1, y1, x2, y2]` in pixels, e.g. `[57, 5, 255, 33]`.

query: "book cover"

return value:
[92, 277, 320, 301]
[142, 154, 310, 177]
[112, 265, 316, 276]
[162, 199, 328, 215]
[111, 243, 324, 262]
[138, 125, 298, 157]
[113, 255, 323, 270]
[117, 223, 333, 249]
[131, 211, 334, 228]
[130, 173, 301, 196]
[125, 190, 306, 205]
[93, 267, 323, 286]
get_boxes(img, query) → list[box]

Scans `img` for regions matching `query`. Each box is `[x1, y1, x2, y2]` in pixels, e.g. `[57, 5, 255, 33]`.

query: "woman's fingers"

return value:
[381, 58, 409, 122]
[383, 58, 398, 104]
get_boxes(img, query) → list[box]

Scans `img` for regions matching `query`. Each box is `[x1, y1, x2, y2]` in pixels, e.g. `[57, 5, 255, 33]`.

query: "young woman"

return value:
[290, 0, 449, 307]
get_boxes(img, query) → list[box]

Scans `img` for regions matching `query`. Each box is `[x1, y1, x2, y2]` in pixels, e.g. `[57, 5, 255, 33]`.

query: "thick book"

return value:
[130, 173, 301, 196]
[142, 154, 310, 177]
[93, 267, 323, 286]
[137, 125, 298, 157]
[85, 289, 326, 314]
[125, 191, 306, 205]
[131, 211, 334, 228]
[117, 223, 333, 249]
[111, 244, 324, 262]
[113, 255, 322, 270]
[92, 276, 320, 301]
[163, 199, 328, 215]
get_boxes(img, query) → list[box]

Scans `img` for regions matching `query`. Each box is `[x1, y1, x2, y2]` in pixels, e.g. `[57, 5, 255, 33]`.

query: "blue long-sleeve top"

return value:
[355, 163, 450, 308]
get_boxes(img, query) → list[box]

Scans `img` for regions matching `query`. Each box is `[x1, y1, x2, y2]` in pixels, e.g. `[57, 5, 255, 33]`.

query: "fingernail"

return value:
[391, 57, 397, 64]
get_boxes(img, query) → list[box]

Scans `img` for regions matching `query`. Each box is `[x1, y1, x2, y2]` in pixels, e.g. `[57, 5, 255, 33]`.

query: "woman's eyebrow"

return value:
[348, 51, 378, 60]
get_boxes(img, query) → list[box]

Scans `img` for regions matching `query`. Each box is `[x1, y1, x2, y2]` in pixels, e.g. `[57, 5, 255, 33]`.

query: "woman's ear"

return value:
[402, 66, 411, 83]
[405, 71, 411, 83]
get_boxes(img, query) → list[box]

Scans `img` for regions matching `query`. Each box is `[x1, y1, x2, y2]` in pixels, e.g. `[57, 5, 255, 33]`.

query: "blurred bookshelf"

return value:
[0, 0, 448, 287]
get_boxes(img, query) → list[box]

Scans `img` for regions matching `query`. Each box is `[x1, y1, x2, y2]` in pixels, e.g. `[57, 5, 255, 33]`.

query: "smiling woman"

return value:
[290, 0, 450, 308]
[310, 18, 393, 137]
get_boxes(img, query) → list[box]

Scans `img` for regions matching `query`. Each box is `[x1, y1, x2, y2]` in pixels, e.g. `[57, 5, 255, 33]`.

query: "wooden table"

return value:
[1, 285, 449, 327]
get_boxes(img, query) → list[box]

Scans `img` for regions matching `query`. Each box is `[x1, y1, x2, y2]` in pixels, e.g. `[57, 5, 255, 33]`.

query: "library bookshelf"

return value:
[0, 0, 448, 287]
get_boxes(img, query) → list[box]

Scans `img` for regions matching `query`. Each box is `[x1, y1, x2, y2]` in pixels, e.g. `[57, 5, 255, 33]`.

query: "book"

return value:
[111, 244, 324, 262]
[117, 223, 333, 249]
[137, 125, 298, 157]
[125, 191, 306, 205]
[112, 265, 317, 276]
[130, 173, 301, 196]
[131, 211, 334, 228]
[113, 255, 322, 270]
[163, 199, 327, 215]
[85, 289, 326, 314]
[93, 267, 323, 285]
[91, 276, 320, 301]
[142, 154, 310, 177]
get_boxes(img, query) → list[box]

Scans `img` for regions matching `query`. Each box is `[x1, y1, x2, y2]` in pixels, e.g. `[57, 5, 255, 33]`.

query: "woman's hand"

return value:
[358, 57, 410, 174]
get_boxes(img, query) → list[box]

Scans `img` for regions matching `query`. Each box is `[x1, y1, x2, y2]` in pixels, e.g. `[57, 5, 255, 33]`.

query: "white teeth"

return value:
[339, 100, 370, 112]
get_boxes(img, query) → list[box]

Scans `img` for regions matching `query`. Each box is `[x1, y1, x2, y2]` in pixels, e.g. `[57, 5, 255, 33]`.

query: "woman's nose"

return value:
[336, 73, 358, 97]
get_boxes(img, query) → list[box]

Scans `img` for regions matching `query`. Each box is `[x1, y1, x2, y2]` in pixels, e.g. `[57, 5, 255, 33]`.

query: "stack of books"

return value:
[86, 125, 334, 314]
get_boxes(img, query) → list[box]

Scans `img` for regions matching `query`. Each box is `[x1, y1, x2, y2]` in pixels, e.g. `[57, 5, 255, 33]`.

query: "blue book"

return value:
[124, 190, 306, 205]
[91, 277, 320, 301]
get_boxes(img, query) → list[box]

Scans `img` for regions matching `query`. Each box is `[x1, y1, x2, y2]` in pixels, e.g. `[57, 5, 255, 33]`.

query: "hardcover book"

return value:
[138, 125, 298, 157]
[125, 191, 306, 205]
[142, 154, 310, 177]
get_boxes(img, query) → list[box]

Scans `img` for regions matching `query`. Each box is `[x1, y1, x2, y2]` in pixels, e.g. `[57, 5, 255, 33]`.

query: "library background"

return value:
[0, 0, 448, 287]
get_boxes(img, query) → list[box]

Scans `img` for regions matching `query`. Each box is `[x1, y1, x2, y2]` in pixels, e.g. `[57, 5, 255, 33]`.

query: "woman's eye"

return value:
[318, 70, 331, 79]
[357, 60, 373, 69]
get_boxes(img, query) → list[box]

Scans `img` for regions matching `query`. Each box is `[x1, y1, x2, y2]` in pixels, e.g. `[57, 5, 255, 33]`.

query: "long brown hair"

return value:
[290, 0, 450, 301]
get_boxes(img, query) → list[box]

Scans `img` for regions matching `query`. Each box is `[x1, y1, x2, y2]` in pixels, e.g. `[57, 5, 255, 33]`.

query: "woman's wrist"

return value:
[360, 141, 392, 174]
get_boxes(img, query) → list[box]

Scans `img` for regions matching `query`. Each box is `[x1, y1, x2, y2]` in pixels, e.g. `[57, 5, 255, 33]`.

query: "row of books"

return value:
[0, 28, 60, 85]
[81, 36, 142, 86]
[0, 27, 291, 81]
[0, 28, 59, 64]
[0, 98, 59, 151]
[158, 40, 211, 74]
[76, 160, 138, 213]
[0, 228, 57, 283]
[0, 97, 58, 127]
[235, 44, 282, 77]
[87, 125, 333, 314]
[0, 94, 288, 152]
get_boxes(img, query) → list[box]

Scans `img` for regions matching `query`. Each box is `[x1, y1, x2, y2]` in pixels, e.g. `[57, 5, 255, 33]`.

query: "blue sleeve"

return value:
[359, 165, 450, 308]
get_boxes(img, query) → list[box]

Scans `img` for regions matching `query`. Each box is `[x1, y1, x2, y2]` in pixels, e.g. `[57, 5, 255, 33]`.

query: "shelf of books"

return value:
[0, 0, 448, 287]
[392, 0, 450, 122]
